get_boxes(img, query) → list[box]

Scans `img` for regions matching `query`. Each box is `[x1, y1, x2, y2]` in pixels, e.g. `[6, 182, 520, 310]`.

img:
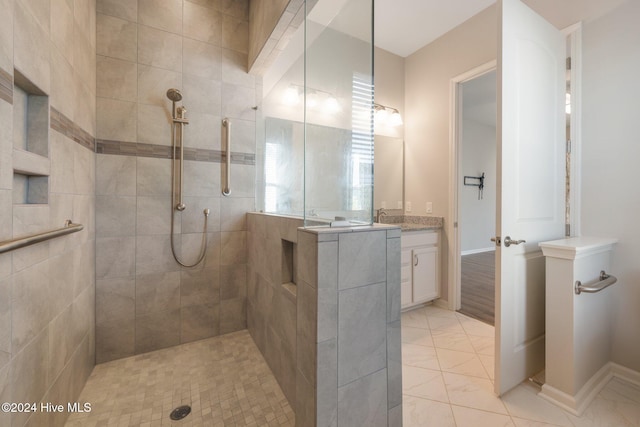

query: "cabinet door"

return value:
[412, 247, 438, 303]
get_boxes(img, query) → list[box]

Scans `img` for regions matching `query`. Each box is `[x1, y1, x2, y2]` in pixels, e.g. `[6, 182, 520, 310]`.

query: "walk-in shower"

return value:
[167, 88, 209, 267]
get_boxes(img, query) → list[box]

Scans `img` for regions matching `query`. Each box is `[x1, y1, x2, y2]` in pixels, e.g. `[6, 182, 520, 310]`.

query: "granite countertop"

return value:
[377, 213, 443, 232]
[399, 223, 442, 232]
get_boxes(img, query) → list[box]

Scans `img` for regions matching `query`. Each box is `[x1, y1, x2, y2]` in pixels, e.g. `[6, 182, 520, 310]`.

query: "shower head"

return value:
[166, 88, 182, 102]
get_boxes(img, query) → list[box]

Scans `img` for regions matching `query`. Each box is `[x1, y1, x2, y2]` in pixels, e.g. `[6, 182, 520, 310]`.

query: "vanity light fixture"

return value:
[282, 84, 341, 114]
[374, 103, 403, 127]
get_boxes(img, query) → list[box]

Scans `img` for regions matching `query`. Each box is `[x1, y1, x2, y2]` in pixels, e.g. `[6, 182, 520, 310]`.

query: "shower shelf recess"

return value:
[12, 69, 50, 205]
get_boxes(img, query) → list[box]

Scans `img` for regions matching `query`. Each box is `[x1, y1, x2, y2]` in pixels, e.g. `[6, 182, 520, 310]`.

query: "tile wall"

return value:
[94, 0, 260, 363]
[247, 213, 402, 426]
[0, 0, 97, 426]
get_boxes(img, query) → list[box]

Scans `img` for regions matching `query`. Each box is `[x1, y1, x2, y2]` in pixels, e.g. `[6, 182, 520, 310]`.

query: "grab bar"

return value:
[222, 118, 231, 196]
[0, 220, 83, 254]
[575, 270, 617, 295]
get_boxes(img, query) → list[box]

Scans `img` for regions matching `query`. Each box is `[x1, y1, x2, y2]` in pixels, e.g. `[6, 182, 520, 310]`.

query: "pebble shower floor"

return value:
[65, 331, 294, 426]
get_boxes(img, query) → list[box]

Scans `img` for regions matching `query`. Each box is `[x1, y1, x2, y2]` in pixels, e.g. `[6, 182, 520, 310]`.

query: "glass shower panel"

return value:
[256, 0, 374, 226]
[304, 0, 374, 226]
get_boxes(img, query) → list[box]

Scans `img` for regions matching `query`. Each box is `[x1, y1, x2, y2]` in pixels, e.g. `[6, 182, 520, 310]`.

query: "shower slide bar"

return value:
[574, 270, 617, 295]
[0, 220, 83, 254]
[222, 118, 231, 196]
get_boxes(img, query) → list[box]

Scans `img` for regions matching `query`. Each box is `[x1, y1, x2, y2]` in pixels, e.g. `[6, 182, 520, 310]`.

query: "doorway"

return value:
[457, 69, 497, 325]
[449, 62, 497, 322]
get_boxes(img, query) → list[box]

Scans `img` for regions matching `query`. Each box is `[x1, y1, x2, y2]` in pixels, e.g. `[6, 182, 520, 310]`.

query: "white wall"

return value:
[581, 0, 640, 372]
[404, 5, 497, 299]
[460, 119, 496, 252]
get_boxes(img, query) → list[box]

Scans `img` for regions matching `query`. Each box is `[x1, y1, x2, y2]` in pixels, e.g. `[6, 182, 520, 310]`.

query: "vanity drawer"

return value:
[402, 230, 438, 247]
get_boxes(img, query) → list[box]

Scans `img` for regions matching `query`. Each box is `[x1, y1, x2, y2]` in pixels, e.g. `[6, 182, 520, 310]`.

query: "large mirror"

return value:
[374, 135, 404, 210]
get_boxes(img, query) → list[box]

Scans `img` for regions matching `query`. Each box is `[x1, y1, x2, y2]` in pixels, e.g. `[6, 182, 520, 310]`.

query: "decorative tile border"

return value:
[96, 139, 255, 165]
[0, 67, 13, 104]
[50, 107, 96, 151]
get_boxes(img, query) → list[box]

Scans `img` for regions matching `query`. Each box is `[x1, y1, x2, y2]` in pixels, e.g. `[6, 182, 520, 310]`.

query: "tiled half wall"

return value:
[247, 213, 403, 426]
[94, 0, 259, 363]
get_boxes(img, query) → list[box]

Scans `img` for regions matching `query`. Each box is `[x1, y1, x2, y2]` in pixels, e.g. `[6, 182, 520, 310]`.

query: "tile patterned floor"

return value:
[402, 304, 640, 427]
[65, 330, 294, 427]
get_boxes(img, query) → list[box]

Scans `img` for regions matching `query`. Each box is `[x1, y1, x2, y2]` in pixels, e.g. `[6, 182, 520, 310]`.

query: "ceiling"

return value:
[374, 0, 627, 58]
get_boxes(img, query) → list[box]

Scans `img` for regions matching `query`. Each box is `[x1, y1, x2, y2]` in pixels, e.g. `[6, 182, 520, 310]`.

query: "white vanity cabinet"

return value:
[401, 230, 439, 308]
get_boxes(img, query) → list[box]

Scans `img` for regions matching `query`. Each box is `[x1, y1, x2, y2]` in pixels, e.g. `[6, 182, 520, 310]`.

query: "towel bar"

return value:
[574, 270, 617, 295]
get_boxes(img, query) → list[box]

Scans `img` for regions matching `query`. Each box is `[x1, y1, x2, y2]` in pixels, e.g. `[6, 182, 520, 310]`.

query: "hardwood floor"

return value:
[459, 251, 495, 325]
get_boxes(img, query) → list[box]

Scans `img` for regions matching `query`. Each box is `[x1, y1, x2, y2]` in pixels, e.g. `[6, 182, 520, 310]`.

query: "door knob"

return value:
[504, 236, 526, 247]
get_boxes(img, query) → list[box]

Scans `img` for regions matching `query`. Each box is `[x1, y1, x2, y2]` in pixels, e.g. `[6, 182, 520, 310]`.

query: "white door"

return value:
[495, 0, 565, 395]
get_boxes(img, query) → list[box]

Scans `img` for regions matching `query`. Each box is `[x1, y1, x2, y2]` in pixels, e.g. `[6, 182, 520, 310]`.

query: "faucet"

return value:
[376, 208, 388, 223]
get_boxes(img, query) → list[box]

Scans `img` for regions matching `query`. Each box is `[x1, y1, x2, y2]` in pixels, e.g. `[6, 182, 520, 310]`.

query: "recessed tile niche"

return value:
[12, 69, 50, 205]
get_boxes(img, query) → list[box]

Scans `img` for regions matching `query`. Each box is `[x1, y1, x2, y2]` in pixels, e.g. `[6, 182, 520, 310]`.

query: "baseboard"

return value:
[610, 362, 640, 388]
[539, 362, 640, 416]
[433, 298, 449, 310]
[461, 247, 495, 256]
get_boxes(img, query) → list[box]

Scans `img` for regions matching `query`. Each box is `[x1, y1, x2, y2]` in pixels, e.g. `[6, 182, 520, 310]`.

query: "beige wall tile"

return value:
[14, 0, 51, 94]
[51, 0, 75, 65]
[182, 74, 222, 115]
[10, 329, 48, 427]
[136, 196, 175, 236]
[181, 303, 220, 342]
[135, 308, 180, 353]
[181, 196, 220, 233]
[138, 25, 182, 73]
[135, 234, 180, 275]
[183, 38, 221, 80]
[97, 97, 137, 141]
[137, 103, 171, 146]
[184, 1, 222, 45]
[0, 0, 13, 72]
[11, 261, 51, 355]
[20, 0, 51, 35]
[182, 111, 221, 150]
[97, 0, 137, 22]
[97, 55, 137, 102]
[222, 14, 248, 54]
[138, 0, 183, 35]
[136, 271, 180, 314]
[96, 154, 136, 196]
[50, 47, 77, 120]
[137, 64, 181, 106]
[97, 13, 137, 62]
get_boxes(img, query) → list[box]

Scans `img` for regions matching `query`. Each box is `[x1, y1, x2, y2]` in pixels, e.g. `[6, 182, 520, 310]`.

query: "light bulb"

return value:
[389, 110, 403, 126]
[306, 92, 320, 109]
[282, 86, 299, 106]
[324, 96, 340, 113]
[375, 107, 390, 123]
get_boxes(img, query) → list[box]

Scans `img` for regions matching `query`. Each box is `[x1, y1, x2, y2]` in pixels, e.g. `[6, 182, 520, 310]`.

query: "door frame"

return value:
[447, 60, 497, 312]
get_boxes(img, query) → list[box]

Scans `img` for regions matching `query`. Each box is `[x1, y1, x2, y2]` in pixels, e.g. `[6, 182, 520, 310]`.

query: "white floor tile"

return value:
[402, 308, 430, 329]
[403, 396, 456, 427]
[452, 405, 515, 427]
[567, 393, 640, 427]
[427, 316, 466, 334]
[431, 330, 475, 353]
[401, 325, 434, 347]
[402, 343, 440, 370]
[469, 334, 495, 356]
[479, 353, 495, 381]
[512, 417, 566, 426]
[458, 315, 495, 337]
[443, 371, 508, 415]
[436, 347, 489, 378]
[424, 305, 459, 319]
[402, 365, 449, 403]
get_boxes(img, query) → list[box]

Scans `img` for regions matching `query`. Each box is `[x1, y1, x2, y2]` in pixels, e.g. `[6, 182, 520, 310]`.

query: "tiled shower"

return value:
[93, 0, 259, 363]
[0, 0, 261, 425]
[0, 0, 393, 426]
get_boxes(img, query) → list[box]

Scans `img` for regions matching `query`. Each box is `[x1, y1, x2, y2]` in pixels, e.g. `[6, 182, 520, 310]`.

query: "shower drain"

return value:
[169, 405, 192, 421]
